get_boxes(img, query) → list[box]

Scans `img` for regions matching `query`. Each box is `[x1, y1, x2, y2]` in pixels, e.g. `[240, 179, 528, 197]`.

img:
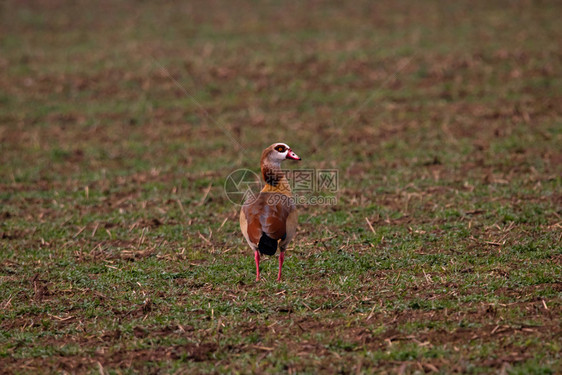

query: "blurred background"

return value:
[2, 0, 560, 189]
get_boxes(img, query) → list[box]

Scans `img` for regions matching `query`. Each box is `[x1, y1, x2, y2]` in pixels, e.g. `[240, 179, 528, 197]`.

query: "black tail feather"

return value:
[258, 233, 278, 255]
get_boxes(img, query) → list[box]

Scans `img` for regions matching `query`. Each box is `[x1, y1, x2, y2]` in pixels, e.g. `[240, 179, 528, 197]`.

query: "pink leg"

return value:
[277, 251, 285, 282]
[254, 251, 261, 281]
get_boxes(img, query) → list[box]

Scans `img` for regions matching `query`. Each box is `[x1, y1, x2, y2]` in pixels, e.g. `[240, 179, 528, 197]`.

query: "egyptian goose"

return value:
[240, 143, 301, 281]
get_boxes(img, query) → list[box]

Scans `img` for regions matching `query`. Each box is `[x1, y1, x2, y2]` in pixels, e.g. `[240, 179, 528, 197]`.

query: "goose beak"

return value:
[286, 149, 301, 161]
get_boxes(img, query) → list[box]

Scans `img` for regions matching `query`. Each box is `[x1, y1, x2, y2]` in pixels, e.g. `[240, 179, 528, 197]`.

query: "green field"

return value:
[1, 0, 561, 373]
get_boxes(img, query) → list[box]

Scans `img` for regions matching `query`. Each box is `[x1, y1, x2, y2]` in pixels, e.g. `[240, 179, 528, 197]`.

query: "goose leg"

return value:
[254, 250, 261, 281]
[277, 251, 285, 282]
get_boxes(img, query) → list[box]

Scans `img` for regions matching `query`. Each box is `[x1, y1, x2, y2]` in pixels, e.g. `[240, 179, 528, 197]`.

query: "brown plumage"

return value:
[239, 143, 301, 281]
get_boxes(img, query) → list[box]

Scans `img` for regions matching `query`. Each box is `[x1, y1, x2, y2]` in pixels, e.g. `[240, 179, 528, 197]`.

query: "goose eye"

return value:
[276, 146, 285, 152]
